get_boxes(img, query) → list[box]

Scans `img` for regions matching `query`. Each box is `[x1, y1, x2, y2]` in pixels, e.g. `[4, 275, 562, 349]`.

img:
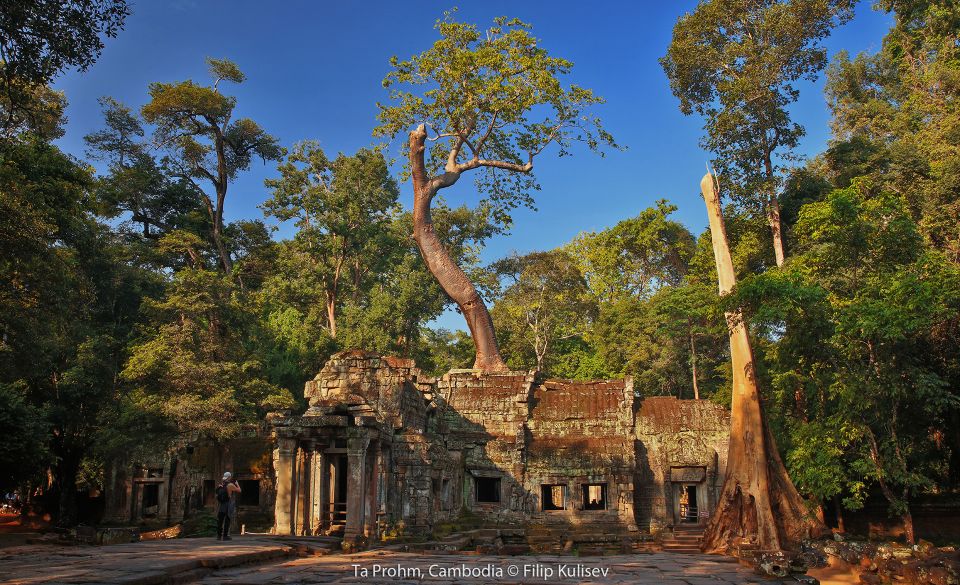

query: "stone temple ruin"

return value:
[268, 350, 730, 550]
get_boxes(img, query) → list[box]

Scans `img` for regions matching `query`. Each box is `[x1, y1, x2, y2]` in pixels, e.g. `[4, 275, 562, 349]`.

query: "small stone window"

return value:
[581, 483, 607, 510]
[475, 477, 501, 503]
[541, 484, 566, 511]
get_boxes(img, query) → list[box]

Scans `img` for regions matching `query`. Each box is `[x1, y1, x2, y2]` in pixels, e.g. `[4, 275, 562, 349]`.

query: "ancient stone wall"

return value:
[525, 378, 637, 531]
[634, 397, 730, 531]
[436, 371, 535, 524]
[270, 351, 731, 542]
[102, 429, 276, 527]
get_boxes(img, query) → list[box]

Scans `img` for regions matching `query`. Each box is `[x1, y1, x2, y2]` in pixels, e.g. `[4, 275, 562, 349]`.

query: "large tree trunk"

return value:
[55, 450, 81, 527]
[767, 194, 786, 268]
[699, 173, 825, 554]
[408, 126, 507, 371]
[689, 326, 700, 400]
[763, 155, 786, 267]
[326, 295, 337, 339]
[833, 494, 846, 533]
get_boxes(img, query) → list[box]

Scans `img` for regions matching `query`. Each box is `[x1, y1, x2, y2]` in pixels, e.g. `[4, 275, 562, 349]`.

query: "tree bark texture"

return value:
[763, 155, 786, 267]
[767, 194, 786, 268]
[408, 125, 507, 371]
[689, 327, 700, 400]
[699, 172, 826, 554]
[212, 131, 233, 273]
[56, 452, 81, 527]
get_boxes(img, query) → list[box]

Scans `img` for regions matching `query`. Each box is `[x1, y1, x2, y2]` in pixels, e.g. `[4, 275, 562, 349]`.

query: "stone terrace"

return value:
[0, 537, 788, 584]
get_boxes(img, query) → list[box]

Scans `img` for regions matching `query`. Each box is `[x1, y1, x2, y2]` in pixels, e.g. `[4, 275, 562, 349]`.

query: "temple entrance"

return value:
[326, 454, 348, 528]
[670, 466, 708, 525]
[678, 484, 698, 523]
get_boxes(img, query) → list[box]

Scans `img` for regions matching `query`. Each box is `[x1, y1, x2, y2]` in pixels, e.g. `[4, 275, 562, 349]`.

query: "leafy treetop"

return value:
[374, 11, 619, 226]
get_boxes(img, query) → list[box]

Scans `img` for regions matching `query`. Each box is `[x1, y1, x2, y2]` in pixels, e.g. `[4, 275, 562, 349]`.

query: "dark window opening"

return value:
[475, 477, 500, 503]
[541, 484, 566, 510]
[142, 483, 159, 516]
[239, 480, 260, 506]
[582, 483, 607, 510]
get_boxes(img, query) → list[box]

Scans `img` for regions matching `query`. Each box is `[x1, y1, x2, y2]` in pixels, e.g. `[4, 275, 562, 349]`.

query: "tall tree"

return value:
[737, 185, 960, 543]
[491, 250, 595, 373]
[662, 0, 854, 266]
[699, 172, 825, 553]
[0, 137, 147, 524]
[825, 0, 960, 263]
[141, 58, 281, 273]
[570, 200, 695, 303]
[85, 97, 204, 242]
[375, 13, 618, 371]
[263, 142, 399, 338]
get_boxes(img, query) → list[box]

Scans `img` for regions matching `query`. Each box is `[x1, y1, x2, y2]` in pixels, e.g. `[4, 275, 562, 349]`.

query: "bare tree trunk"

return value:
[213, 130, 233, 273]
[902, 510, 915, 545]
[408, 125, 507, 371]
[833, 495, 845, 533]
[689, 326, 700, 400]
[326, 295, 337, 339]
[767, 194, 785, 268]
[699, 173, 825, 554]
[55, 449, 81, 527]
[763, 155, 786, 267]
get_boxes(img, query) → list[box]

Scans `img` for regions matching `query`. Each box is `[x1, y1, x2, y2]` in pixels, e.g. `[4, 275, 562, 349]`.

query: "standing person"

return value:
[215, 472, 241, 540]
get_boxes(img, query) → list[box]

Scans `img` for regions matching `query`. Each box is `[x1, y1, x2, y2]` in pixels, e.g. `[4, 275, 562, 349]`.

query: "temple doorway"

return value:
[678, 484, 698, 523]
[327, 454, 348, 527]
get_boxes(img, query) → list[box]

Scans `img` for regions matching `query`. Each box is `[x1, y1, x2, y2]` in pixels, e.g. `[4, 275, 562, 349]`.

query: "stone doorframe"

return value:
[669, 466, 708, 526]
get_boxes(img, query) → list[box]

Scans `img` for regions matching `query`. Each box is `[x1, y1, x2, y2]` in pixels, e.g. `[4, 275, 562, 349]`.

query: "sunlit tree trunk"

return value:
[408, 125, 507, 371]
[762, 155, 786, 267]
[699, 172, 825, 554]
[689, 324, 700, 400]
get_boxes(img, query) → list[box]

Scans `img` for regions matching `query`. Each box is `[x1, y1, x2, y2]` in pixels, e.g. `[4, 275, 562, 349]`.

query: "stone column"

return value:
[363, 441, 379, 537]
[319, 451, 331, 532]
[273, 437, 297, 535]
[296, 440, 314, 535]
[344, 435, 369, 540]
[311, 444, 324, 535]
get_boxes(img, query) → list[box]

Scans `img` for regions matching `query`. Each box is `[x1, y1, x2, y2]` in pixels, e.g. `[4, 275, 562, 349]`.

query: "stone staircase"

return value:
[525, 524, 657, 555]
[662, 525, 704, 553]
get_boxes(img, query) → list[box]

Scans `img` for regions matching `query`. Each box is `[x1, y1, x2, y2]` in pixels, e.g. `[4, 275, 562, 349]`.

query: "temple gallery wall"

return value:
[104, 350, 730, 547]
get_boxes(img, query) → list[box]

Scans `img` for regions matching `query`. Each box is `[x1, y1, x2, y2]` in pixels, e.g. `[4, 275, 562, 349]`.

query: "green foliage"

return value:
[0, 0, 128, 138]
[662, 0, 854, 209]
[0, 77, 66, 140]
[375, 11, 618, 228]
[85, 97, 205, 243]
[0, 137, 151, 522]
[491, 249, 595, 372]
[569, 200, 695, 303]
[262, 142, 399, 336]
[825, 0, 960, 261]
[0, 382, 49, 490]
[735, 185, 960, 518]
[140, 58, 280, 272]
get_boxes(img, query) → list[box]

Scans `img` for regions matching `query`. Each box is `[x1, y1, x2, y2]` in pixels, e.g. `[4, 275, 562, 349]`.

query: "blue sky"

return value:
[52, 0, 892, 330]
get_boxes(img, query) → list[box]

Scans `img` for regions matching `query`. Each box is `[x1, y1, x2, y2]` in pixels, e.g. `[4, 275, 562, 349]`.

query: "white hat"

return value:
[222, 472, 232, 480]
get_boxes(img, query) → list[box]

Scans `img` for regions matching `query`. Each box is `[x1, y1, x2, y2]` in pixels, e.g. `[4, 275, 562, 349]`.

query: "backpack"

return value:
[215, 484, 230, 504]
